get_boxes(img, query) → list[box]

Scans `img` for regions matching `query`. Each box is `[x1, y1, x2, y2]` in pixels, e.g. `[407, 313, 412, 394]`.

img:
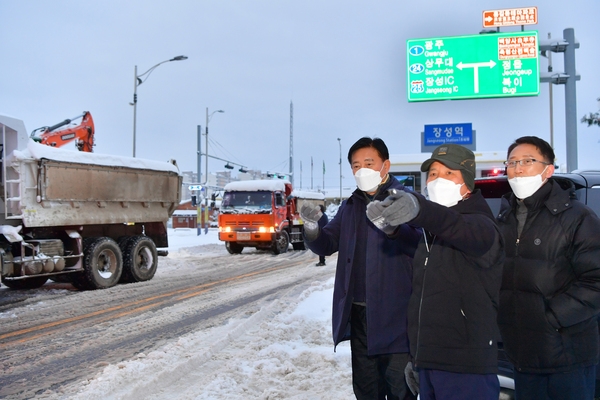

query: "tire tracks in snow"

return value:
[0, 249, 332, 399]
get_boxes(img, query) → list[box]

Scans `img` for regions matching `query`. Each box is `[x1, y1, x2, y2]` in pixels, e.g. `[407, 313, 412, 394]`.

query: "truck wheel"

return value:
[1, 276, 48, 290]
[74, 237, 123, 290]
[120, 236, 158, 283]
[292, 242, 306, 251]
[272, 231, 289, 255]
[226, 241, 243, 254]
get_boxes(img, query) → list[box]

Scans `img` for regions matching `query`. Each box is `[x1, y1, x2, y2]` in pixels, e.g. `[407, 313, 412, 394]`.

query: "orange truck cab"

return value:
[218, 180, 325, 255]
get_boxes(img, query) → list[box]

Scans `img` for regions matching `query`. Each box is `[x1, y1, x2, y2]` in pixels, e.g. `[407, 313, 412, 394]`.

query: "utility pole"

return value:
[337, 138, 342, 203]
[540, 28, 580, 171]
[547, 33, 554, 148]
[289, 101, 294, 185]
[197, 125, 202, 184]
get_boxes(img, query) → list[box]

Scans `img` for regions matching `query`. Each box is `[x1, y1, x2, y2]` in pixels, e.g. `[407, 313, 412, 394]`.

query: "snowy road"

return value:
[0, 231, 353, 399]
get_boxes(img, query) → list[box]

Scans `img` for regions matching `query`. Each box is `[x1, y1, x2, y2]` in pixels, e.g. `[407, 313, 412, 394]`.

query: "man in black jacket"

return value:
[367, 144, 504, 399]
[497, 136, 600, 399]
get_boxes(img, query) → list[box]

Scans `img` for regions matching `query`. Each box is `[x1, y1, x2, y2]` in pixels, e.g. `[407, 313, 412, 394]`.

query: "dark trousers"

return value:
[514, 365, 597, 400]
[319, 255, 326, 264]
[418, 369, 499, 400]
[350, 304, 416, 400]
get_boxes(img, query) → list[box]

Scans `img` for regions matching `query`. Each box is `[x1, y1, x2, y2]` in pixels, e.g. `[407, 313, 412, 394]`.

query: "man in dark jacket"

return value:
[300, 137, 420, 400]
[497, 136, 600, 399]
[367, 144, 504, 399]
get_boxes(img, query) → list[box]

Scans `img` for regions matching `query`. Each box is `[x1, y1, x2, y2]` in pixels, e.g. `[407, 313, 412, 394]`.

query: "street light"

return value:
[337, 138, 342, 203]
[131, 55, 188, 157]
[204, 107, 224, 184]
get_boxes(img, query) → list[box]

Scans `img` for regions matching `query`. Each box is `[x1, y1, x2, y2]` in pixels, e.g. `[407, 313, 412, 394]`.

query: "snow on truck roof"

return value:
[223, 180, 325, 200]
[8, 140, 180, 174]
[290, 190, 325, 200]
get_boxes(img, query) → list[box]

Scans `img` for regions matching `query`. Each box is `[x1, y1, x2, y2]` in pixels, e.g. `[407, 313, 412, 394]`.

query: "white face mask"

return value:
[354, 166, 383, 192]
[508, 166, 548, 199]
[426, 178, 465, 207]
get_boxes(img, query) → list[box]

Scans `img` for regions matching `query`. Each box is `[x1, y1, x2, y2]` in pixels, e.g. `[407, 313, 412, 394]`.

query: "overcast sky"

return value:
[2, 1, 599, 190]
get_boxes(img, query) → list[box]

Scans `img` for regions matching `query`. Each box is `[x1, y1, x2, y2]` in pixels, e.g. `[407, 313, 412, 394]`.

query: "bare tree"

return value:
[581, 97, 600, 127]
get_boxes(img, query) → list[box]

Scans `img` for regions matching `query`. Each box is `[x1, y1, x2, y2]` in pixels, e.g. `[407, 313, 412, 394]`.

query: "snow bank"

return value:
[67, 277, 353, 400]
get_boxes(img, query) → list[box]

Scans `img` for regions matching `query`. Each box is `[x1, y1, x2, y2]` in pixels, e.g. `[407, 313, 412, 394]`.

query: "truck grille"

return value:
[233, 221, 265, 227]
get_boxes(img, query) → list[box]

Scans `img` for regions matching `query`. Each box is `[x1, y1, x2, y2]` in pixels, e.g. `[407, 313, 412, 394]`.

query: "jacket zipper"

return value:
[415, 228, 432, 367]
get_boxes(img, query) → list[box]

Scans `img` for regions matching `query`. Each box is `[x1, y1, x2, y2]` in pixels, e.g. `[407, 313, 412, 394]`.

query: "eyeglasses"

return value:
[503, 158, 550, 168]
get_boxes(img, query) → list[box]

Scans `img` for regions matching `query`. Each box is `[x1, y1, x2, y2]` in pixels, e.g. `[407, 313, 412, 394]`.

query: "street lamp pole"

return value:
[131, 55, 188, 157]
[337, 138, 342, 203]
[204, 107, 225, 185]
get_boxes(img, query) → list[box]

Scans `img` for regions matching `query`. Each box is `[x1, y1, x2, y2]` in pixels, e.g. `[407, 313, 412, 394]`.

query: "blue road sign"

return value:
[424, 123, 473, 146]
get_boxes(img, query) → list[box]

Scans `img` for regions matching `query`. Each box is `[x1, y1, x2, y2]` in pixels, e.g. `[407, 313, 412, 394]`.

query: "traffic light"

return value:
[224, 163, 234, 169]
[191, 195, 197, 206]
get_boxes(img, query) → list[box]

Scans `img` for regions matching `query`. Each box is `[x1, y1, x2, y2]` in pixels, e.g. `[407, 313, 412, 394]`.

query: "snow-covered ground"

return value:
[63, 228, 353, 399]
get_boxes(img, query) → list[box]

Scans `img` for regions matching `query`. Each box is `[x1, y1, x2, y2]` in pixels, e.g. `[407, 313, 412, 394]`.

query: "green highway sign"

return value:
[407, 31, 540, 102]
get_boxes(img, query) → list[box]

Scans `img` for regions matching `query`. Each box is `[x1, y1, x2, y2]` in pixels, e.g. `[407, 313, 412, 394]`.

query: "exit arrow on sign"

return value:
[457, 60, 497, 70]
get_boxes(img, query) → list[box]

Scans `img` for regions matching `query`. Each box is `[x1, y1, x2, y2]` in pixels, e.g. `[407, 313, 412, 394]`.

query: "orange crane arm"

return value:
[30, 111, 95, 152]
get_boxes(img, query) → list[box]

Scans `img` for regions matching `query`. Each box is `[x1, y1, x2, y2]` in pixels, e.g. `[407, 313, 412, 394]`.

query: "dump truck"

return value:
[218, 179, 324, 255]
[0, 114, 182, 290]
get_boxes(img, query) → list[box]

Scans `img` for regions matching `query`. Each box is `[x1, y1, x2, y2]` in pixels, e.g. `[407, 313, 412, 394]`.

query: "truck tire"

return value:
[1, 276, 48, 290]
[226, 241, 243, 254]
[120, 236, 158, 283]
[73, 237, 123, 290]
[272, 231, 289, 255]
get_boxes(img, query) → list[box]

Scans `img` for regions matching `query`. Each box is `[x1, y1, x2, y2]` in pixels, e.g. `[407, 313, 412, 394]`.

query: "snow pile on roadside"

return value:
[66, 277, 353, 399]
[163, 228, 223, 253]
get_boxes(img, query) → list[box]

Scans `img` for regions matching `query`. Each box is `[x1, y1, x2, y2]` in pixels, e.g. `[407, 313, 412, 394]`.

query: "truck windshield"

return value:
[221, 191, 272, 214]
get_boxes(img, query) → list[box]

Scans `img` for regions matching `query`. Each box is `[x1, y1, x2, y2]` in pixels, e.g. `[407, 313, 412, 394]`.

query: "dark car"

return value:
[474, 170, 600, 400]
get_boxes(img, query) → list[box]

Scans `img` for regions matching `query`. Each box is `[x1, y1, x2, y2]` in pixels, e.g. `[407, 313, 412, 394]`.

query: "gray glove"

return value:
[404, 361, 419, 396]
[300, 203, 323, 241]
[366, 200, 398, 235]
[366, 190, 420, 233]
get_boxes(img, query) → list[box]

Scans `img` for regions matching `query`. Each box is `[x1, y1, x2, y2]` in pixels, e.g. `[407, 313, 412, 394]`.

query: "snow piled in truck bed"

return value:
[9, 140, 180, 174]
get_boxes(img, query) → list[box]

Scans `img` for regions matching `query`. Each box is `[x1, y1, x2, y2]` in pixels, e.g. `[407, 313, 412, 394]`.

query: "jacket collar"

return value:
[452, 189, 494, 219]
[500, 180, 573, 219]
[352, 174, 395, 204]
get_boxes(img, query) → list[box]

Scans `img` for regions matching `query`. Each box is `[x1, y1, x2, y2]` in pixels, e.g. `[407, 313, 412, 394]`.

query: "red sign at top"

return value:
[483, 7, 538, 28]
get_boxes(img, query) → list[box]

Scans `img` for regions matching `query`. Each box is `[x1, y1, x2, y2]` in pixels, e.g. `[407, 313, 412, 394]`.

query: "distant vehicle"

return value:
[218, 180, 324, 255]
[30, 111, 95, 152]
[0, 114, 182, 291]
[474, 171, 600, 400]
[475, 171, 600, 218]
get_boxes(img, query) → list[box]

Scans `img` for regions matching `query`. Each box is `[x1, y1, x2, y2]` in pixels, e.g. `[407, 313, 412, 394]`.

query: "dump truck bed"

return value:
[2, 141, 181, 227]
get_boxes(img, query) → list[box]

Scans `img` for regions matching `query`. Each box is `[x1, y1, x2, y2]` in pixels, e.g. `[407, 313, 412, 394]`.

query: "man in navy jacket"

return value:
[301, 137, 420, 400]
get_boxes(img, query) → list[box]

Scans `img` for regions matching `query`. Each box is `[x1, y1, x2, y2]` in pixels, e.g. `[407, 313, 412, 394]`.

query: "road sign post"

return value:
[407, 31, 540, 102]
